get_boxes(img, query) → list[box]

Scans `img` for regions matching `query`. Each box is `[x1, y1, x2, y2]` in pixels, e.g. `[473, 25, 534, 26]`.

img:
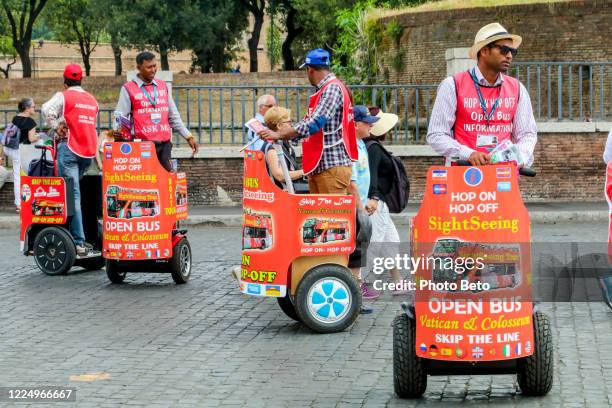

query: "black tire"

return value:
[277, 295, 301, 321]
[294, 264, 360, 334]
[106, 259, 126, 284]
[78, 257, 105, 271]
[33, 226, 76, 276]
[170, 238, 191, 284]
[517, 311, 554, 396]
[393, 313, 427, 398]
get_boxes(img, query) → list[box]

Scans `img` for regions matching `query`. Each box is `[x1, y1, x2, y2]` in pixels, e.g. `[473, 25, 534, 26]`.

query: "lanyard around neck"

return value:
[469, 68, 501, 125]
[140, 81, 157, 107]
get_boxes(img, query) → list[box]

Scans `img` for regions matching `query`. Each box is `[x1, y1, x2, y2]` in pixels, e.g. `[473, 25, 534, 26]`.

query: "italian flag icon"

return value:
[502, 344, 511, 357]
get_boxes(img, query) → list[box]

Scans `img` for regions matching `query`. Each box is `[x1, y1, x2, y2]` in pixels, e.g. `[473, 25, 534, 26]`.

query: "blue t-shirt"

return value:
[351, 139, 370, 207]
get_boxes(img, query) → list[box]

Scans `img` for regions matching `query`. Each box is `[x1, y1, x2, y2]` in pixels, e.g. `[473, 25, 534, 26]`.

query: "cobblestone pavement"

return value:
[0, 223, 611, 407]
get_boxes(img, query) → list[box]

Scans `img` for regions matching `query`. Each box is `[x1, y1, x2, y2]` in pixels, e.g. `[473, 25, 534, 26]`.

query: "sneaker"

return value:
[76, 245, 89, 256]
[361, 282, 380, 299]
[360, 304, 374, 314]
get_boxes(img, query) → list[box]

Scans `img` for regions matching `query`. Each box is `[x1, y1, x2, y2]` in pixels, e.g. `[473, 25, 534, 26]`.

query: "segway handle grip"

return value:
[453, 160, 536, 177]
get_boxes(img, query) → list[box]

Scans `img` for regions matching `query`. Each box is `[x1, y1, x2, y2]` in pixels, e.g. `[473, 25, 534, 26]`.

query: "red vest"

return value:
[302, 79, 358, 175]
[124, 79, 172, 142]
[452, 70, 519, 159]
[62, 89, 98, 158]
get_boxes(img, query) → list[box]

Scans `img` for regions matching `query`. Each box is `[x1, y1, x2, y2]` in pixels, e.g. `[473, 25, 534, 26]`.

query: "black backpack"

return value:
[2, 122, 20, 149]
[28, 147, 55, 177]
[365, 139, 410, 213]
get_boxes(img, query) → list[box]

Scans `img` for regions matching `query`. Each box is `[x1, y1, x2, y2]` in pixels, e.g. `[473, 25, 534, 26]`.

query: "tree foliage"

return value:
[189, 0, 249, 73]
[43, 0, 105, 76]
[1, 0, 48, 77]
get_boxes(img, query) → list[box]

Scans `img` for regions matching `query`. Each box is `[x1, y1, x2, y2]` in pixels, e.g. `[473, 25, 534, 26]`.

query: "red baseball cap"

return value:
[63, 63, 83, 81]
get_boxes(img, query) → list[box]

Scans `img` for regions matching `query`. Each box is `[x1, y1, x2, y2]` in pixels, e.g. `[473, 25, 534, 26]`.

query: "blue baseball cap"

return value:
[299, 48, 331, 69]
[354, 105, 380, 124]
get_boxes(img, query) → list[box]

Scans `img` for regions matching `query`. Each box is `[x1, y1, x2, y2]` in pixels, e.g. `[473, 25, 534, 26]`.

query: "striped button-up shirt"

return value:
[427, 66, 538, 166]
[293, 73, 353, 174]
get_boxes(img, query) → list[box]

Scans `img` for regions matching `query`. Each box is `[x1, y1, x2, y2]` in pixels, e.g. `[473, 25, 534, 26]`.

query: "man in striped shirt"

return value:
[427, 23, 537, 167]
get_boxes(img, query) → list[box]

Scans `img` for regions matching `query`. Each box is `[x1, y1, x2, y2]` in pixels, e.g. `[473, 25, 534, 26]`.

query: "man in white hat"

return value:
[427, 23, 537, 166]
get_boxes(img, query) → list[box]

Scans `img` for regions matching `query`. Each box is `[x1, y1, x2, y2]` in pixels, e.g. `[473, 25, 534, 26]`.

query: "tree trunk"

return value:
[247, 11, 264, 72]
[111, 34, 122, 76]
[159, 44, 170, 71]
[16, 44, 32, 78]
[83, 53, 91, 76]
[281, 5, 302, 71]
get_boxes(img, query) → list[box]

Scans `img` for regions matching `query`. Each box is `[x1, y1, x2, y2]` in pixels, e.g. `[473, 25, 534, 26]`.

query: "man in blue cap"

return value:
[258, 48, 358, 194]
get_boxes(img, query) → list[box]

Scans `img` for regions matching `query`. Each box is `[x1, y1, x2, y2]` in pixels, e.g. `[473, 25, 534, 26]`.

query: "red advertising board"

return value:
[102, 141, 187, 260]
[412, 165, 533, 362]
[239, 149, 355, 298]
[20, 176, 69, 250]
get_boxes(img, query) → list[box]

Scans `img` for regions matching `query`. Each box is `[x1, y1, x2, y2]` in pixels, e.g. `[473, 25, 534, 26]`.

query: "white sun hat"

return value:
[468, 22, 522, 60]
[370, 110, 399, 137]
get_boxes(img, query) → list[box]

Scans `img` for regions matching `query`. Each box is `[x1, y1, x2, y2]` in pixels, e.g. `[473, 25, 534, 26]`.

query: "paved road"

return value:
[0, 223, 611, 407]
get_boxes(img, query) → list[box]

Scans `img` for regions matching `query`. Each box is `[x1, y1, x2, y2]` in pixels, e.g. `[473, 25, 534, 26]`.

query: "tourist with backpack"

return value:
[363, 106, 410, 296]
[2, 97, 39, 212]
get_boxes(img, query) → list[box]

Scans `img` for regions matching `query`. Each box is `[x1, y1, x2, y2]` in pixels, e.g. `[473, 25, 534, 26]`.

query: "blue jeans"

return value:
[57, 143, 92, 246]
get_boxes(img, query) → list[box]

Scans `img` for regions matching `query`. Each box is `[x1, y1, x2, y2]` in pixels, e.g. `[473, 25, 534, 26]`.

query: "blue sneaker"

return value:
[360, 304, 374, 314]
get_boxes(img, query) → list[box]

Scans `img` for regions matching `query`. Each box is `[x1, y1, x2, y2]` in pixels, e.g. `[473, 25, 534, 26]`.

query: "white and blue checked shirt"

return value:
[293, 73, 353, 174]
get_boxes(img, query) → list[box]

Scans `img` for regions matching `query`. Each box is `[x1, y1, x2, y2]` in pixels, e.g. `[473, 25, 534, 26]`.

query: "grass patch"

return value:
[374, 0, 570, 18]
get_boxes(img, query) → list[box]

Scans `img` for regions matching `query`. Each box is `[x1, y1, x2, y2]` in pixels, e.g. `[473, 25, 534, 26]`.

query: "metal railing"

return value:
[510, 62, 612, 121]
[1, 61, 610, 145]
[172, 84, 438, 145]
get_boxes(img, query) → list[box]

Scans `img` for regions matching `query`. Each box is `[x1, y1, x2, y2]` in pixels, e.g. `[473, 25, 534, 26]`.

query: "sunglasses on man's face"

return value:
[489, 44, 518, 58]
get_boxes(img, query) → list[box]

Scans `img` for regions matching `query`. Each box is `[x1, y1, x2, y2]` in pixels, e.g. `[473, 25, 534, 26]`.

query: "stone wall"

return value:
[0, 131, 607, 210]
[378, 0, 612, 85]
[0, 71, 307, 109]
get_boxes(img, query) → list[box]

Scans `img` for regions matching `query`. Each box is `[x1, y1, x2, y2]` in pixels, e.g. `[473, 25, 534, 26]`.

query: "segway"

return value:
[20, 144, 104, 275]
[101, 141, 191, 284]
[232, 142, 362, 333]
[393, 161, 553, 397]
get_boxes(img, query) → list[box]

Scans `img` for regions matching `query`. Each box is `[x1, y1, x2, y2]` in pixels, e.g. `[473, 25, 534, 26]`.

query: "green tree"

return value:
[266, 3, 282, 71]
[0, 35, 16, 78]
[333, 1, 385, 84]
[189, 0, 248, 73]
[239, 0, 266, 72]
[43, 0, 105, 76]
[120, 0, 196, 71]
[0, 0, 48, 78]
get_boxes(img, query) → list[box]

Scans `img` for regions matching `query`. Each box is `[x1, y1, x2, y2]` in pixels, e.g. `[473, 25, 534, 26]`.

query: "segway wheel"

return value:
[33, 226, 76, 276]
[277, 295, 301, 321]
[295, 264, 360, 333]
[393, 313, 427, 398]
[106, 259, 126, 284]
[517, 311, 554, 396]
[170, 238, 191, 284]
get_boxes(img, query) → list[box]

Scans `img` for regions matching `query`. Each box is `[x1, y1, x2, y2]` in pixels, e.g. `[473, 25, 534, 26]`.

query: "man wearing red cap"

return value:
[41, 63, 99, 255]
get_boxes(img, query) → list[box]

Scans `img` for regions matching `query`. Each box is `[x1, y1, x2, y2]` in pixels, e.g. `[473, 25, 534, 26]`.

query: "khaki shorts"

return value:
[308, 166, 352, 195]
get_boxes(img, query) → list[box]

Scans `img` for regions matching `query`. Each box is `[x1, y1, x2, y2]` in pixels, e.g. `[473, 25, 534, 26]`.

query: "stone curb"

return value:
[1, 210, 605, 229]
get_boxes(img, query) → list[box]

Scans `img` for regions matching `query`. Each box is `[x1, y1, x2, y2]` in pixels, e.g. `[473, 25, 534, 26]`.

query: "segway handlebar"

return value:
[34, 144, 52, 150]
[454, 160, 536, 177]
